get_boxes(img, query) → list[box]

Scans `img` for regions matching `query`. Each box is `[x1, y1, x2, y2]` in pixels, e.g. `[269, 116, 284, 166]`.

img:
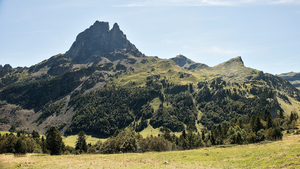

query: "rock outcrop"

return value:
[170, 54, 208, 70]
[66, 21, 140, 63]
[0, 64, 12, 70]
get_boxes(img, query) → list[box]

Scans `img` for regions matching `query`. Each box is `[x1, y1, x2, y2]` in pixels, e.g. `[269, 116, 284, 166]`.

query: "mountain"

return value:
[0, 64, 12, 70]
[0, 21, 299, 137]
[66, 21, 140, 64]
[170, 54, 208, 70]
[277, 72, 300, 89]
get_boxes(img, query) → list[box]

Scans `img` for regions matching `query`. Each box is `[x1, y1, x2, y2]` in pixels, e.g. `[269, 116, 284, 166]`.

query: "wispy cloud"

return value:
[114, 0, 300, 7]
[241, 0, 300, 5]
[210, 46, 243, 54]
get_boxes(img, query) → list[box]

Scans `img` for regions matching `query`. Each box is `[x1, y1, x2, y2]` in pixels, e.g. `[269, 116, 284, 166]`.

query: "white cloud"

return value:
[211, 46, 242, 54]
[114, 0, 300, 7]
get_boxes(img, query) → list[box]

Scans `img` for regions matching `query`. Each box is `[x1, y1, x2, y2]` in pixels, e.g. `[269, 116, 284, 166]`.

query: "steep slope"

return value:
[0, 21, 145, 134]
[66, 21, 140, 64]
[0, 21, 300, 137]
[278, 72, 300, 89]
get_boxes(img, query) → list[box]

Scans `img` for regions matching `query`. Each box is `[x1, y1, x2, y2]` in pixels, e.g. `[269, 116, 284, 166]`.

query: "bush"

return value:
[87, 147, 97, 154]
[63, 150, 71, 155]
[271, 127, 283, 140]
[33, 148, 42, 153]
[138, 136, 173, 152]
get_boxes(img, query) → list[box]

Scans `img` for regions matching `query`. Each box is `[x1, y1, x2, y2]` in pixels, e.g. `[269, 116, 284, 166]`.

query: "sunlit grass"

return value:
[138, 124, 161, 138]
[63, 135, 104, 147]
[1, 134, 300, 169]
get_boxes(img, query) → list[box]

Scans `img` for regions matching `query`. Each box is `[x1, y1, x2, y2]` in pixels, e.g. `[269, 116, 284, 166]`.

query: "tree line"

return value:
[1, 108, 298, 155]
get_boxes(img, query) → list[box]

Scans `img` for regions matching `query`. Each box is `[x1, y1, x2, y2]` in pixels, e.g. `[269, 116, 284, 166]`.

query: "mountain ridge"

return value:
[0, 21, 299, 137]
[277, 72, 300, 89]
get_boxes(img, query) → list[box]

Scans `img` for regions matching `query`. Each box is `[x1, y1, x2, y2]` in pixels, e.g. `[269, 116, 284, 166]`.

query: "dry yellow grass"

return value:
[1, 134, 300, 169]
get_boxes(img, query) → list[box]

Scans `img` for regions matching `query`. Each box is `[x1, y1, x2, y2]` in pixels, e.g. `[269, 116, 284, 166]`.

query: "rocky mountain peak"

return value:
[170, 54, 209, 70]
[214, 56, 244, 69]
[90, 21, 110, 33]
[171, 54, 194, 67]
[232, 56, 244, 65]
[112, 23, 121, 31]
[0, 64, 12, 70]
[66, 21, 138, 63]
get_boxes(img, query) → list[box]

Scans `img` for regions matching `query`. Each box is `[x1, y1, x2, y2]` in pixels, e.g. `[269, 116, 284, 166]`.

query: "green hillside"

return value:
[0, 21, 299, 138]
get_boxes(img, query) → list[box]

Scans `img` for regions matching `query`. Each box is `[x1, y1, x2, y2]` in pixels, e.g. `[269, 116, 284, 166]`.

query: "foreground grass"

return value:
[1, 134, 300, 169]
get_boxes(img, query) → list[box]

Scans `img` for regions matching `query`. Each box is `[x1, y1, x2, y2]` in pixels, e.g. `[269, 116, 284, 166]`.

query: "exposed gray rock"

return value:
[170, 54, 208, 70]
[0, 64, 12, 70]
[66, 21, 140, 64]
[171, 54, 194, 67]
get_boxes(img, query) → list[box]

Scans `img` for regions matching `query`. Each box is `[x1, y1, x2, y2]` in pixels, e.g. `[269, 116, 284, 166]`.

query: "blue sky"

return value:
[0, 0, 299, 74]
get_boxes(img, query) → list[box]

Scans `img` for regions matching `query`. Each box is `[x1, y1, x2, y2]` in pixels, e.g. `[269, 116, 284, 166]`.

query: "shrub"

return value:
[138, 136, 173, 152]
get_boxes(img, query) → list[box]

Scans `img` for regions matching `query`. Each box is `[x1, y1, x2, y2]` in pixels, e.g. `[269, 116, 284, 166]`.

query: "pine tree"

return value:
[41, 136, 47, 153]
[32, 130, 40, 140]
[277, 108, 284, 119]
[46, 126, 63, 155]
[15, 138, 27, 155]
[264, 109, 271, 121]
[75, 130, 87, 154]
[163, 127, 172, 142]
[250, 115, 256, 132]
[254, 116, 263, 133]
[266, 115, 273, 129]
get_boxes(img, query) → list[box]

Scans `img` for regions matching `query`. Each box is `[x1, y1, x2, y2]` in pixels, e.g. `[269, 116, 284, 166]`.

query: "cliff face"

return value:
[66, 21, 139, 63]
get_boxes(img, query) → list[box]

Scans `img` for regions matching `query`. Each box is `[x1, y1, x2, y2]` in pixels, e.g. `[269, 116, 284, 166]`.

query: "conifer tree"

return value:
[75, 130, 87, 154]
[266, 115, 273, 129]
[15, 138, 27, 154]
[254, 116, 263, 133]
[32, 130, 40, 140]
[46, 126, 63, 155]
[250, 115, 256, 132]
[277, 108, 284, 119]
[41, 136, 47, 153]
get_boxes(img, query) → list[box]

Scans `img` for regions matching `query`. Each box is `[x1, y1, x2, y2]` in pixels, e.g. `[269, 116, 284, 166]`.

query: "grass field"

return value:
[0, 131, 105, 147]
[1, 134, 300, 169]
[63, 135, 105, 147]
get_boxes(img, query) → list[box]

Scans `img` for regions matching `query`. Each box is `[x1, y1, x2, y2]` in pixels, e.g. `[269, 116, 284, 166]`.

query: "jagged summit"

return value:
[214, 56, 244, 69]
[0, 64, 12, 70]
[232, 56, 244, 65]
[66, 21, 139, 63]
[171, 54, 194, 67]
[170, 54, 208, 70]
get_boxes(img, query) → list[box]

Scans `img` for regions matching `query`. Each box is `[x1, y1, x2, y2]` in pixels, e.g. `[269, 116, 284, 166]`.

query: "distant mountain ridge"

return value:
[0, 21, 299, 137]
[170, 54, 209, 70]
[278, 72, 300, 89]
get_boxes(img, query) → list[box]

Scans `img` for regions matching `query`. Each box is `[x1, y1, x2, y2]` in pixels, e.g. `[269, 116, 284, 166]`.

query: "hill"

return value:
[0, 21, 300, 137]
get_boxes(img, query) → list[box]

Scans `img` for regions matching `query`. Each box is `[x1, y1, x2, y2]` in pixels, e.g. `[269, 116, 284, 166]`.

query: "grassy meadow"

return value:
[1, 134, 300, 169]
